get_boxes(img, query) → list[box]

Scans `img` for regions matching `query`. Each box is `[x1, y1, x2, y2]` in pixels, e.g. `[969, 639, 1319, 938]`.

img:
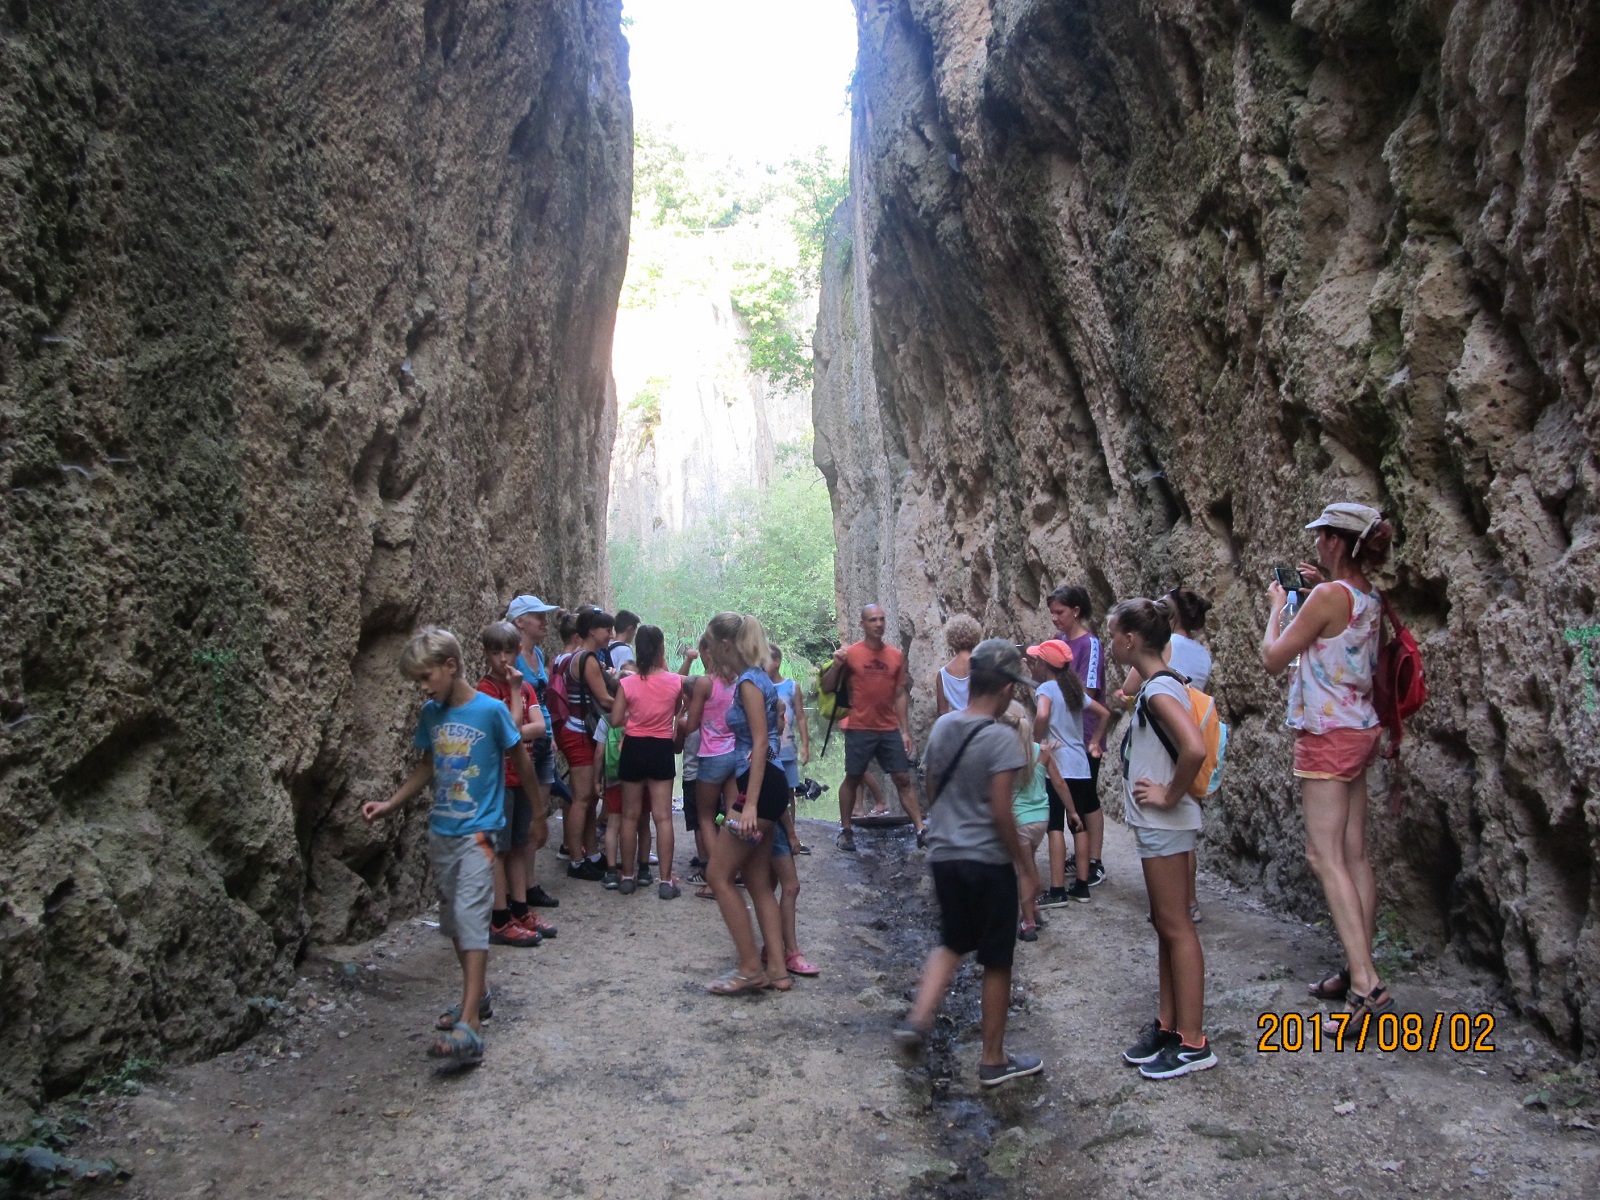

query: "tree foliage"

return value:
[623, 124, 847, 392]
[609, 440, 837, 672]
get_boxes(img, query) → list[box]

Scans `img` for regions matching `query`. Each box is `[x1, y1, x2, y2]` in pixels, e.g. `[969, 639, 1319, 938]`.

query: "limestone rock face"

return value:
[609, 296, 810, 542]
[0, 0, 628, 1124]
[817, 0, 1600, 1044]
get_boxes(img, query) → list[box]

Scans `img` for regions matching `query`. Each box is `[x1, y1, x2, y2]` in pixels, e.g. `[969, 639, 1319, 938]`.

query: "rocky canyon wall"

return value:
[609, 296, 811, 543]
[816, 0, 1600, 1046]
[0, 0, 629, 1126]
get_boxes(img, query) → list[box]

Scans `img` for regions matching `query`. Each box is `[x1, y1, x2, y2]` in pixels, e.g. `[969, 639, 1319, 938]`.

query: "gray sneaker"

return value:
[978, 1053, 1043, 1087]
[602, 869, 620, 890]
[618, 876, 637, 896]
[658, 880, 681, 899]
[836, 829, 856, 852]
[637, 864, 654, 886]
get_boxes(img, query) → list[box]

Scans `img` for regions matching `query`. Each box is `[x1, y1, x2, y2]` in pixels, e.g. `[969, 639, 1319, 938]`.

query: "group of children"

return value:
[362, 599, 822, 1062]
[905, 585, 1218, 1084]
[360, 580, 1219, 1083]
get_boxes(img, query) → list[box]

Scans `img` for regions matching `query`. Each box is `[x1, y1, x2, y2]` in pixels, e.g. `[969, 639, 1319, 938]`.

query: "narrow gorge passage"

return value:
[71, 819, 1598, 1199]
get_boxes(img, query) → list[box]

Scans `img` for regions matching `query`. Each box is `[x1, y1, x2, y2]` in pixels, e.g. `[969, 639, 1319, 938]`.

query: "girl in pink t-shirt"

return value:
[610, 626, 690, 897]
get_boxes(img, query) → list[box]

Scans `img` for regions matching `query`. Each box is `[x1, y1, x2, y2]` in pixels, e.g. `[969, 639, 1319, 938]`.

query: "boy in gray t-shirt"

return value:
[896, 639, 1044, 1088]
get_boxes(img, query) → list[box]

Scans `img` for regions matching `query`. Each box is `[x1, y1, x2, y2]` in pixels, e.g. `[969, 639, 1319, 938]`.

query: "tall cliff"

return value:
[816, 0, 1600, 1046]
[0, 0, 629, 1125]
[609, 296, 811, 543]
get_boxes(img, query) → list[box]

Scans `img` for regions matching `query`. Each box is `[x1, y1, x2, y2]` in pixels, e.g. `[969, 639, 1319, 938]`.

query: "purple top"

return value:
[1057, 631, 1104, 744]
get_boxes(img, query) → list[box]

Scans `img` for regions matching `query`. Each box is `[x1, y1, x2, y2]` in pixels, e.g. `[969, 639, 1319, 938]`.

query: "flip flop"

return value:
[765, 975, 793, 992]
[786, 953, 820, 977]
[695, 884, 717, 900]
[706, 969, 769, 996]
[427, 1020, 484, 1063]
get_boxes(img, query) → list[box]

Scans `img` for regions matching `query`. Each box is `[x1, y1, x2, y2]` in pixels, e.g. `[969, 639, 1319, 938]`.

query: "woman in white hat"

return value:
[1260, 502, 1396, 1027]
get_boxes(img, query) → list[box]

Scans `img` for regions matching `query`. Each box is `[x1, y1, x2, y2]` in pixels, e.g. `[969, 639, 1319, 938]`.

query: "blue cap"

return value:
[507, 595, 559, 618]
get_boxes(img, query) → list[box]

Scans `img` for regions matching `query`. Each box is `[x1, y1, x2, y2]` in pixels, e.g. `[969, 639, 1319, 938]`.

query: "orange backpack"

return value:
[1133, 671, 1229, 800]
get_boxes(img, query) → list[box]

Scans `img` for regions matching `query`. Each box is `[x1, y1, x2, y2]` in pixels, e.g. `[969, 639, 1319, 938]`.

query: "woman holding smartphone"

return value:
[1260, 502, 1396, 1029]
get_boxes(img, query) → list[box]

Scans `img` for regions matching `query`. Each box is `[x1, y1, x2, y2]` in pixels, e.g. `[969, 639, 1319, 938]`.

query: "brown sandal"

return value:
[694, 884, 716, 900]
[1308, 966, 1351, 1001]
[706, 969, 768, 996]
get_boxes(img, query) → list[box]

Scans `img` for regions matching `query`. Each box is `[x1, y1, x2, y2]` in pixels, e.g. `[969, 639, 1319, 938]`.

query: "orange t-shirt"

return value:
[841, 641, 905, 731]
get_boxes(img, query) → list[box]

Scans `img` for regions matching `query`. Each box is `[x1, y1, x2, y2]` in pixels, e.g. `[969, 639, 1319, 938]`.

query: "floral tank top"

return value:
[1286, 581, 1380, 734]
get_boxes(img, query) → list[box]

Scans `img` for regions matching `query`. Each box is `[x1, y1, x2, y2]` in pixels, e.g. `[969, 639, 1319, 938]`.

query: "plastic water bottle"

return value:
[1282, 590, 1301, 669]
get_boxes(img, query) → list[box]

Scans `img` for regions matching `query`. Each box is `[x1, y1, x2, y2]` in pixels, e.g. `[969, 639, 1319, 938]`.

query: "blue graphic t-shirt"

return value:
[515, 649, 553, 742]
[413, 691, 520, 837]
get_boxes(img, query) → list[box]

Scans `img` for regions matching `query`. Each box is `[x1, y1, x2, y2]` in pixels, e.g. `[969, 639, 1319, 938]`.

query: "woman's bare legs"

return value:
[1302, 777, 1381, 995]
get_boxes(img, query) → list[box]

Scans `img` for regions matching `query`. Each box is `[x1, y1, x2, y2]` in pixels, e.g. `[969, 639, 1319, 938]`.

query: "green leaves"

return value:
[609, 441, 837, 672]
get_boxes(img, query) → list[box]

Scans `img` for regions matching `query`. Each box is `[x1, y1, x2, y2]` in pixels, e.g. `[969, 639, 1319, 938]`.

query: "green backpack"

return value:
[816, 663, 852, 758]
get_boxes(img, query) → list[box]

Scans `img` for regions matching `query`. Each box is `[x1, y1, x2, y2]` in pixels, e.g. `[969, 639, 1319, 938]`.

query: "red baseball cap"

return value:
[1025, 641, 1073, 669]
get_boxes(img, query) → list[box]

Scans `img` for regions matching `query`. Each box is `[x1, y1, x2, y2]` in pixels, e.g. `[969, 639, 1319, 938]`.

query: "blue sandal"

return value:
[427, 1021, 484, 1063]
[435, 989, 493, 1031]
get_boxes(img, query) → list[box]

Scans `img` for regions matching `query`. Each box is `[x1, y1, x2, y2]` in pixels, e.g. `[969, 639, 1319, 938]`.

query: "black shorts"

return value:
[618, 735, 676, 783]
[736, 764, 791, 822]
[1046, 775, 1100, 831]
[931, 860, 1018, 969]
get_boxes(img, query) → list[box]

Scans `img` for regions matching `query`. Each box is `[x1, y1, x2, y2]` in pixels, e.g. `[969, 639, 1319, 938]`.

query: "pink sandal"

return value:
[785, 952, 820, 977]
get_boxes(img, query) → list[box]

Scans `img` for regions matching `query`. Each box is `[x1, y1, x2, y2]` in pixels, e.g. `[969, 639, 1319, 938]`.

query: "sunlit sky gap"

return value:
[621, 0, 857, 162]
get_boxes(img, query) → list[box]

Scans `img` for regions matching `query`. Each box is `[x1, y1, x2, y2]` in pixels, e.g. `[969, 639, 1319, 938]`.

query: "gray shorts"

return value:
[1133, 825, 1199, 859]
[427, 829, 496, 951]
[1018, 820, 1048, 850]
[845, 729, 910, 777]
[494, 785, 533, 853]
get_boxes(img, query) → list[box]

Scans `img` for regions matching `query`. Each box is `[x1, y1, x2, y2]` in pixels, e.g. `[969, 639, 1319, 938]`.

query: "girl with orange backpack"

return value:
[1260, 502, 1400, 1031]
[1109, 598, 1215, 1079]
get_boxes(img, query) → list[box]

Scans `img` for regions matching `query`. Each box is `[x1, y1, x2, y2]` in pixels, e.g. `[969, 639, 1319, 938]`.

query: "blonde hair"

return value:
[707, 611, 770, 672]
[944, 614, 983, 654]
[400, 626, 462, 678]
[997, 700, 1037, 780]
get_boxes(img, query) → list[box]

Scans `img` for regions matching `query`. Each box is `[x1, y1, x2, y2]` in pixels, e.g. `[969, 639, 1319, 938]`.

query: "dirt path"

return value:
[67, 817, 1600, 1198]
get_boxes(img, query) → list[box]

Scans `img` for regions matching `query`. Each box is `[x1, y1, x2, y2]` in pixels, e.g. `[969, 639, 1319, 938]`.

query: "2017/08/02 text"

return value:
[1257, 1012, 1496, 1053]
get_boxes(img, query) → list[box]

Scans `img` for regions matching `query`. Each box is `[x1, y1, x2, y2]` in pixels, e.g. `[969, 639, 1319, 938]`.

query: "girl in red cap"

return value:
[1026, 641, 1109, 905]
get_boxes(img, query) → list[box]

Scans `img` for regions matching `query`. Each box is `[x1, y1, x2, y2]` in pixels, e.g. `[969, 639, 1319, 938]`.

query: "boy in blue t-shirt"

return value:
[362, 627, 538, 1064]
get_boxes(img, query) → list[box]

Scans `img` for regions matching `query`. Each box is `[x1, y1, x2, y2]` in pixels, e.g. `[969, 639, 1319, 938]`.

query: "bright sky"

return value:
[622, 0, 857, 163]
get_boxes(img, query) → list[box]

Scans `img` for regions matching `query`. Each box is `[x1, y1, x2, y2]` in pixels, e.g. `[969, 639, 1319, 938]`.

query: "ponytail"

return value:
[1054, 664, 1085, 713]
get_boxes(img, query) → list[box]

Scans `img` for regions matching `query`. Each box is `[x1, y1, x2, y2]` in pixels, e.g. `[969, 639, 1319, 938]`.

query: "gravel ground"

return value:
[58, 815, 1600, 1198]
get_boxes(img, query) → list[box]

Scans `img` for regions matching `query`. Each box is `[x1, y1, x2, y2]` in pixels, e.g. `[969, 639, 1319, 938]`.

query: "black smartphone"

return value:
[1273, 566, 1306, 591]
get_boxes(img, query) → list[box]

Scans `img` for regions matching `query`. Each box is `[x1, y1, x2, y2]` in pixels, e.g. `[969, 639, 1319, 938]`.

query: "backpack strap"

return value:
[1135, 675, 1185, 764]
[931, 719, 996, 802]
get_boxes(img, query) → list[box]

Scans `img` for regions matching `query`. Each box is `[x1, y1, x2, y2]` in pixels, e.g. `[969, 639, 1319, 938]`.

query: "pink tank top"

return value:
[620, 672, 682, 739]
[699, 677, 736, 756]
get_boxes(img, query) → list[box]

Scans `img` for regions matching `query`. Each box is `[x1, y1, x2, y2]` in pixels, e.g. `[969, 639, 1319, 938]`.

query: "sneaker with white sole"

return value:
[1087, 859, 1107, 887]
[836, 828, 856, 852]
[1138, 1038, 1217, 1079]
[1037, 887, 1071, 909]
[1066, 880, 1092, 903]
[978, 1053, 1043, 1087]
[1122, 1019, 1179, 1065]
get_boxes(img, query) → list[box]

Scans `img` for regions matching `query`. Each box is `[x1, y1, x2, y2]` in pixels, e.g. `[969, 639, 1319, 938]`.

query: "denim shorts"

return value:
[778, 749, 801, 789]
[529, 736, 556, 786]
[771, 819, 793, 857]
[845, 729, 909, 777]
[697, 750, 740, 784]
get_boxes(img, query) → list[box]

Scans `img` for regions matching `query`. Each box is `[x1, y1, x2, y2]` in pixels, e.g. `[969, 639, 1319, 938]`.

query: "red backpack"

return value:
[1373, 594, 1427, 756]
[546, 652, 575, 728]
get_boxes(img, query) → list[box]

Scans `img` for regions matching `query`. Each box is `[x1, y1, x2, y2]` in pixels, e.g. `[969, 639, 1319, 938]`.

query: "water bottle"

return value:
[1281, 589, 1301, 669]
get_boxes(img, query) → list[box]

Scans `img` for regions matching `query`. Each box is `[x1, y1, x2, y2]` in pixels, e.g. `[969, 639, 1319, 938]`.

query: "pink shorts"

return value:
[1293, 727, 1381, 783]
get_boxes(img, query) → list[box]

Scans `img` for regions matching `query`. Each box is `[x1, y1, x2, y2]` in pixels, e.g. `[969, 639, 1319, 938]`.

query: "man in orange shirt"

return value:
[820, 604, 925, 851]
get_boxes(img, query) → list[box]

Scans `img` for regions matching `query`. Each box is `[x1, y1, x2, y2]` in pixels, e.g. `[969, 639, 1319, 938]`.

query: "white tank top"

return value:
[939, 667, 969, 713]
[1286, 581, 1380, 734]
